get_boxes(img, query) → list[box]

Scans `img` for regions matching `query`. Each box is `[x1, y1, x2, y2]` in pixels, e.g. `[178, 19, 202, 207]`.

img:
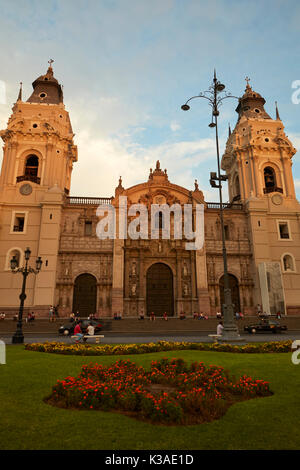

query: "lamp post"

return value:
[10, 247, 43, 344]
[181, 70, 242, 342]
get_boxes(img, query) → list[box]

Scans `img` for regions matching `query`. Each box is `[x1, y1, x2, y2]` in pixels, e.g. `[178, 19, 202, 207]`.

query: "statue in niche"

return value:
[131, 283, 137, 296]
[208, 263, 214, 280]
[242, 264, 248, 278]
[283, 255, 293, 271]
[182, 262, 188, 277]
[131, 261, 137, 276]
[183, 283, 189, 296]
[103, 265, 107, 277]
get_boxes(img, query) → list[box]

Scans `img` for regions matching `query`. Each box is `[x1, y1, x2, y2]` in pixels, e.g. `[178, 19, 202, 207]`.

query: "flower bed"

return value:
[25, 339, 293, 356]
[46, 358, 272, 425]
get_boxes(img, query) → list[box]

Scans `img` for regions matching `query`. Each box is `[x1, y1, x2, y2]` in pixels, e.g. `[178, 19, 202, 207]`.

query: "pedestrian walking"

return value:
[49, 305, 54, 322]
[217, 321, 224, 336]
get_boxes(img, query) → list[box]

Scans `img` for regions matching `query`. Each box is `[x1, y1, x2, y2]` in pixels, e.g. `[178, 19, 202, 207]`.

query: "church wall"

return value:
[205, 208, 255, 315]
[55, 205, 114, 317]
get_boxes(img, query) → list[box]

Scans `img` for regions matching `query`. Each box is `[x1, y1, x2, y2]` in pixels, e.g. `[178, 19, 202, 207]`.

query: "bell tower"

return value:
[0, 62, 77, 315]
[222, 78, 297, 203]
[221, 79, 300, 315]
[0, 61, 77, 195]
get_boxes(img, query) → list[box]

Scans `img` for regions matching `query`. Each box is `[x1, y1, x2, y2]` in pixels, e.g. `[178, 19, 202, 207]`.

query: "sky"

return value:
[0, 0, 300, 201]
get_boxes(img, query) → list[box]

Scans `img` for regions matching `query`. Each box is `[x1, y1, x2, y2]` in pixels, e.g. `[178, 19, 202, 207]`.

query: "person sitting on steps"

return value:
[150, 312, 155, 321]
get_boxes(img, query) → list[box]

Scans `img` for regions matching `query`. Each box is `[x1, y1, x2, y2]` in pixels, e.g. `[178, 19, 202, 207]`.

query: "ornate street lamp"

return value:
[10, 247, 43, 344]
[181, 70, 242, 342]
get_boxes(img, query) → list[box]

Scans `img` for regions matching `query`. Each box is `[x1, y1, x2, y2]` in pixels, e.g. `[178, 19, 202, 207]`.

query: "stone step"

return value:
[0, 316, 299, 334]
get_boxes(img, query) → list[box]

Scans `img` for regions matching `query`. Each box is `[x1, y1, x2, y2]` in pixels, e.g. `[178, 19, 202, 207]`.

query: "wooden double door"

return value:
[72, 273, 97, 317]
[146, 263, 174, 316]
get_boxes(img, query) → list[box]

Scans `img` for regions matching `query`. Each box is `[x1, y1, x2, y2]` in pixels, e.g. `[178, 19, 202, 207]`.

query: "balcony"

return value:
[263, 186, 283, 194]
[16, 174, 40, 184]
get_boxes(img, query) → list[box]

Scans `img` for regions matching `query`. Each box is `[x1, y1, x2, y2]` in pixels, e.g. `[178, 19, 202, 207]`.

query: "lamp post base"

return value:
[218, 326, 245, 343]
[12, 333, 24, 344]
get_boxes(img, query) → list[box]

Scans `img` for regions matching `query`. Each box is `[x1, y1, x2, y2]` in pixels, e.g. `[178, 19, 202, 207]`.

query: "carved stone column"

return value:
[138, 249, 145, 316]
[195, 247, 211, 315]
[111, 238, 124, 316]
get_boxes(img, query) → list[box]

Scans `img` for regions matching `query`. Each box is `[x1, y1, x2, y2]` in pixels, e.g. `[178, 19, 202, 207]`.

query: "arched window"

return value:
[282, 254, 296, 273]
[10, 250, 20, 268]
[264, 167, 276, 190]
[5, 248, 23, 270]
[25, 155, 39, 178]
[263, 166, 282, 194]
[17, 154, 40, 184]
[224, 224, 230, 240]
[234, 175, 240, 200]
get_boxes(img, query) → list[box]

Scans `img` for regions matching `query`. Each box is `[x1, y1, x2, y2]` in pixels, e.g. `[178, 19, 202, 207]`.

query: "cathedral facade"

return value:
[0, 65, 299, 318]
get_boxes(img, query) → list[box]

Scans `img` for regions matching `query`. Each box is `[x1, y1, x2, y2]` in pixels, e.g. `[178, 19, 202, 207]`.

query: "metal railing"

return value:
[66, 196, 113, 205]
[206, 202, 243, 210]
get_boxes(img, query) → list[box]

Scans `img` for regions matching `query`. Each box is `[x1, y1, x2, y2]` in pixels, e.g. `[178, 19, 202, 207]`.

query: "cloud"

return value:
[170, 121, 180, 132]
[70, 127, 216, 197]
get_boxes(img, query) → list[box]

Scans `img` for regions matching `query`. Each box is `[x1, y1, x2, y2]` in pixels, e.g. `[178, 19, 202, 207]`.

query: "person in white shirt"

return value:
[87, 323, 95, 336]
[217, 321, 224, 336]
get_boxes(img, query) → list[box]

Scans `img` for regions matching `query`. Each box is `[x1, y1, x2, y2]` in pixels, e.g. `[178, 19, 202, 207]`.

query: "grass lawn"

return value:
[0, 345, 299, 450]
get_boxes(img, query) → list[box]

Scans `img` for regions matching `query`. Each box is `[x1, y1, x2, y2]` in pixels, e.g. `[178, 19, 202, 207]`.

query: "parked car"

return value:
[244, 318, 287, 334]
[59, 319, 102, 336]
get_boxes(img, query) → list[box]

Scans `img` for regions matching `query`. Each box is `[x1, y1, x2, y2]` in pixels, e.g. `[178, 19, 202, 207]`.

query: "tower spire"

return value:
[275, 101, 281, 120]
[235, 79, 271, 121]
[26, 60, 63, 104]
[17, 82, 22, 102]
[47, 58, 54, 76]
